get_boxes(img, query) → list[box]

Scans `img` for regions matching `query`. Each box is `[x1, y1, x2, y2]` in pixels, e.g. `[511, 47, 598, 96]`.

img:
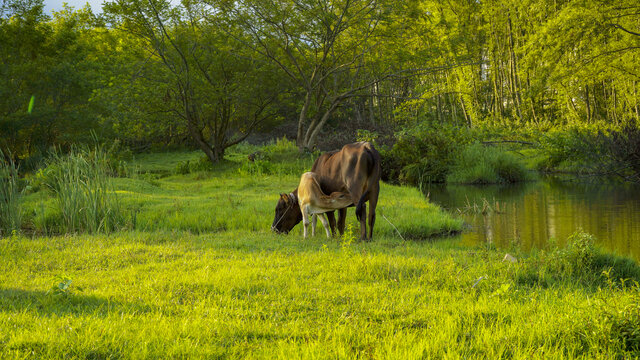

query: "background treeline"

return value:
[1, 0, 639, 181]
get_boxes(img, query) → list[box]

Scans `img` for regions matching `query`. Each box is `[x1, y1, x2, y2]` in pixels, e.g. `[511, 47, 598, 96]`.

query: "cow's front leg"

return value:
[318, 213, 331, 238]
[326, 211, 337, 236]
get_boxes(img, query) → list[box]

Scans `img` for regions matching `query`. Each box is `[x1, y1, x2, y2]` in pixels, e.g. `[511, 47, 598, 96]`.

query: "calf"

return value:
[297, 172, 352, 238]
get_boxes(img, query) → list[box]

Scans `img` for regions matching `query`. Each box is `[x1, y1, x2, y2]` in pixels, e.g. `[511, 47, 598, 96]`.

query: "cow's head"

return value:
[271, 192, 302, 234]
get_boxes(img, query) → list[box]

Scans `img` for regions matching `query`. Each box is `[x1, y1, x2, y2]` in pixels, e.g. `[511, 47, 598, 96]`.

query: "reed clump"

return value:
[447, 143, 534, 184]
[0, 152, 22, 236]
[38, 146, 124, 234]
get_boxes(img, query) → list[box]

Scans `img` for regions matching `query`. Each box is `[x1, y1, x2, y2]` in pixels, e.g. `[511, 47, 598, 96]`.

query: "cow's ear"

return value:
[281, 193, 289, 203]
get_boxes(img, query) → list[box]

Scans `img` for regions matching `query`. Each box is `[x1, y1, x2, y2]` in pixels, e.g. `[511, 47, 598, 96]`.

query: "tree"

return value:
[103, 0, 282, 162]
[211, 0, 398, 150]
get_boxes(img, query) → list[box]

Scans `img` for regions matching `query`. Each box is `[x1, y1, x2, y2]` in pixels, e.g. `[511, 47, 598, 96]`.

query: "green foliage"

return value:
[35, 146, 125, 234]
[447, 143, 534, 184]
[355, 129, 379, 145]
[0, 152, 22, 236]
[0, 1, 106, 157]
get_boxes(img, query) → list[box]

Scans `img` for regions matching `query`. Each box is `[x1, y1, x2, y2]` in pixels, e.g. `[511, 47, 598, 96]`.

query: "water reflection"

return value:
[427, 178, 640, 260]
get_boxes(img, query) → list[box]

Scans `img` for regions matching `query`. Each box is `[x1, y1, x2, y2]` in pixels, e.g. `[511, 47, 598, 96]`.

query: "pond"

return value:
[427, 177, 640, 261]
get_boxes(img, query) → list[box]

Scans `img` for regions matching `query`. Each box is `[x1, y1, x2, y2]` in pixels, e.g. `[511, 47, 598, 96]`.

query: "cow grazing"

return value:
[297, 172, 353, 238]
[271, 141, 381, 240]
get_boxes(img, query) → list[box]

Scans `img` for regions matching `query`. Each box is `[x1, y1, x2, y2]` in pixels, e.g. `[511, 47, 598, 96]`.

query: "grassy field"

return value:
[2, 143, 640, 358]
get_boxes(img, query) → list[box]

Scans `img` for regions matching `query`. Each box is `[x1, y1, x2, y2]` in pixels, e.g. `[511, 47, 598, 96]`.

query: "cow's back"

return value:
[312, 142, 379, 191]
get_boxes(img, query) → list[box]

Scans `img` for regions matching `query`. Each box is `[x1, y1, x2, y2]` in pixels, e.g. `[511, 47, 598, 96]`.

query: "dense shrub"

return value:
[446, 143, 534, 184]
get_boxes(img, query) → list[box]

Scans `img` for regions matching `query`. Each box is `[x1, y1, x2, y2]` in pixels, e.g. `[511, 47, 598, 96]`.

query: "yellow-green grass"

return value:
[2, 231, 639, 358]
[3, 149, 640, 358]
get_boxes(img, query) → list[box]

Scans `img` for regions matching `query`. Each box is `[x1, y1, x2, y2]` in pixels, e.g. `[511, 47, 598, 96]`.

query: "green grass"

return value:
[3, 144, 640, 358]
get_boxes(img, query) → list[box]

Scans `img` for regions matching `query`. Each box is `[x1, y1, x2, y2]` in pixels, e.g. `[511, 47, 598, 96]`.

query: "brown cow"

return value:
[271, 141, 381, 240]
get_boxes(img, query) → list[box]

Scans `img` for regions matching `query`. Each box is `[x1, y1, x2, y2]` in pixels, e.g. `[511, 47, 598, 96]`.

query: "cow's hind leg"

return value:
[348, 186, 367, 240]
[311, 214, 317, 237]
[358, 203, 367, 240]
[368, 191, 378, 240]
[302, 209, 310, 239]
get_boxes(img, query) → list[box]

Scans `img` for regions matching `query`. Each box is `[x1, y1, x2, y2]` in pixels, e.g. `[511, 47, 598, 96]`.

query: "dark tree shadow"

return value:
[0, 288, 153, 317]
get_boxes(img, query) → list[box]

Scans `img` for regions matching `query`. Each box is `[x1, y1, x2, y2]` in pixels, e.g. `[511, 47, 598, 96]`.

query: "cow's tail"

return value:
[355, 190, 370, 221]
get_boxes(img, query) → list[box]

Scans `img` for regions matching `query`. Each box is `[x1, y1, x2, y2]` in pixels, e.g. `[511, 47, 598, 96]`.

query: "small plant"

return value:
[48, 276, 73, 296]
[561, 230, 596, 274]
[0, 151, 22, 236]
[340, 223, 357, 252]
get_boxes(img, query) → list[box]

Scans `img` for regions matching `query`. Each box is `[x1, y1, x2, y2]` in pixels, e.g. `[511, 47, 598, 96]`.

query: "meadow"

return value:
[2, 142, 640, 358]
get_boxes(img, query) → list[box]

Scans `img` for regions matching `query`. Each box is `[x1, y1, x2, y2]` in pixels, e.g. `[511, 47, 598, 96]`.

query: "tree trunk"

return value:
[304, 100, 341, 149]
[507, 15, 523, 121]
[585, 84, 592, 123]
[296, 91, 313, 150]
[634, 81, 639, 121]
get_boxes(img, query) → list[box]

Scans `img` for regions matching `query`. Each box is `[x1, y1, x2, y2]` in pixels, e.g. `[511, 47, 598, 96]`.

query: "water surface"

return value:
[427, 177, 640, 260]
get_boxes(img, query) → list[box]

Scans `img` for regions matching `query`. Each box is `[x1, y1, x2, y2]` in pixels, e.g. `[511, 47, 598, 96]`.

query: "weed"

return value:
[47, 276, 73, 296]
[456, 196, 503, 215]
[341, 223, 357, 252]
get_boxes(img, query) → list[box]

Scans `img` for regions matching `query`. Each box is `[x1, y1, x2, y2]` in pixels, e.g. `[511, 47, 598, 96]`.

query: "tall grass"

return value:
[447, 142, 534, 184]
[0, 152, 22, 236]
[41, 146, 124, 234]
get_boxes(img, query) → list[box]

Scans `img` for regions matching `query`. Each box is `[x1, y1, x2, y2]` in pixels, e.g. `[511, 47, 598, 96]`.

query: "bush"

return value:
[175, 156, 213, 174]
[538, 123, 640, 182]
[237, 137, 316, 177]
[382, 124, 471, 186]
[446, 143, 533, 184]
[0, 152, 22, 236]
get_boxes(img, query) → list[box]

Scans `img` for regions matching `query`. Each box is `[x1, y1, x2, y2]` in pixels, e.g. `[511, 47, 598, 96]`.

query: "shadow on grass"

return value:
[0, 288, 153, 317]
